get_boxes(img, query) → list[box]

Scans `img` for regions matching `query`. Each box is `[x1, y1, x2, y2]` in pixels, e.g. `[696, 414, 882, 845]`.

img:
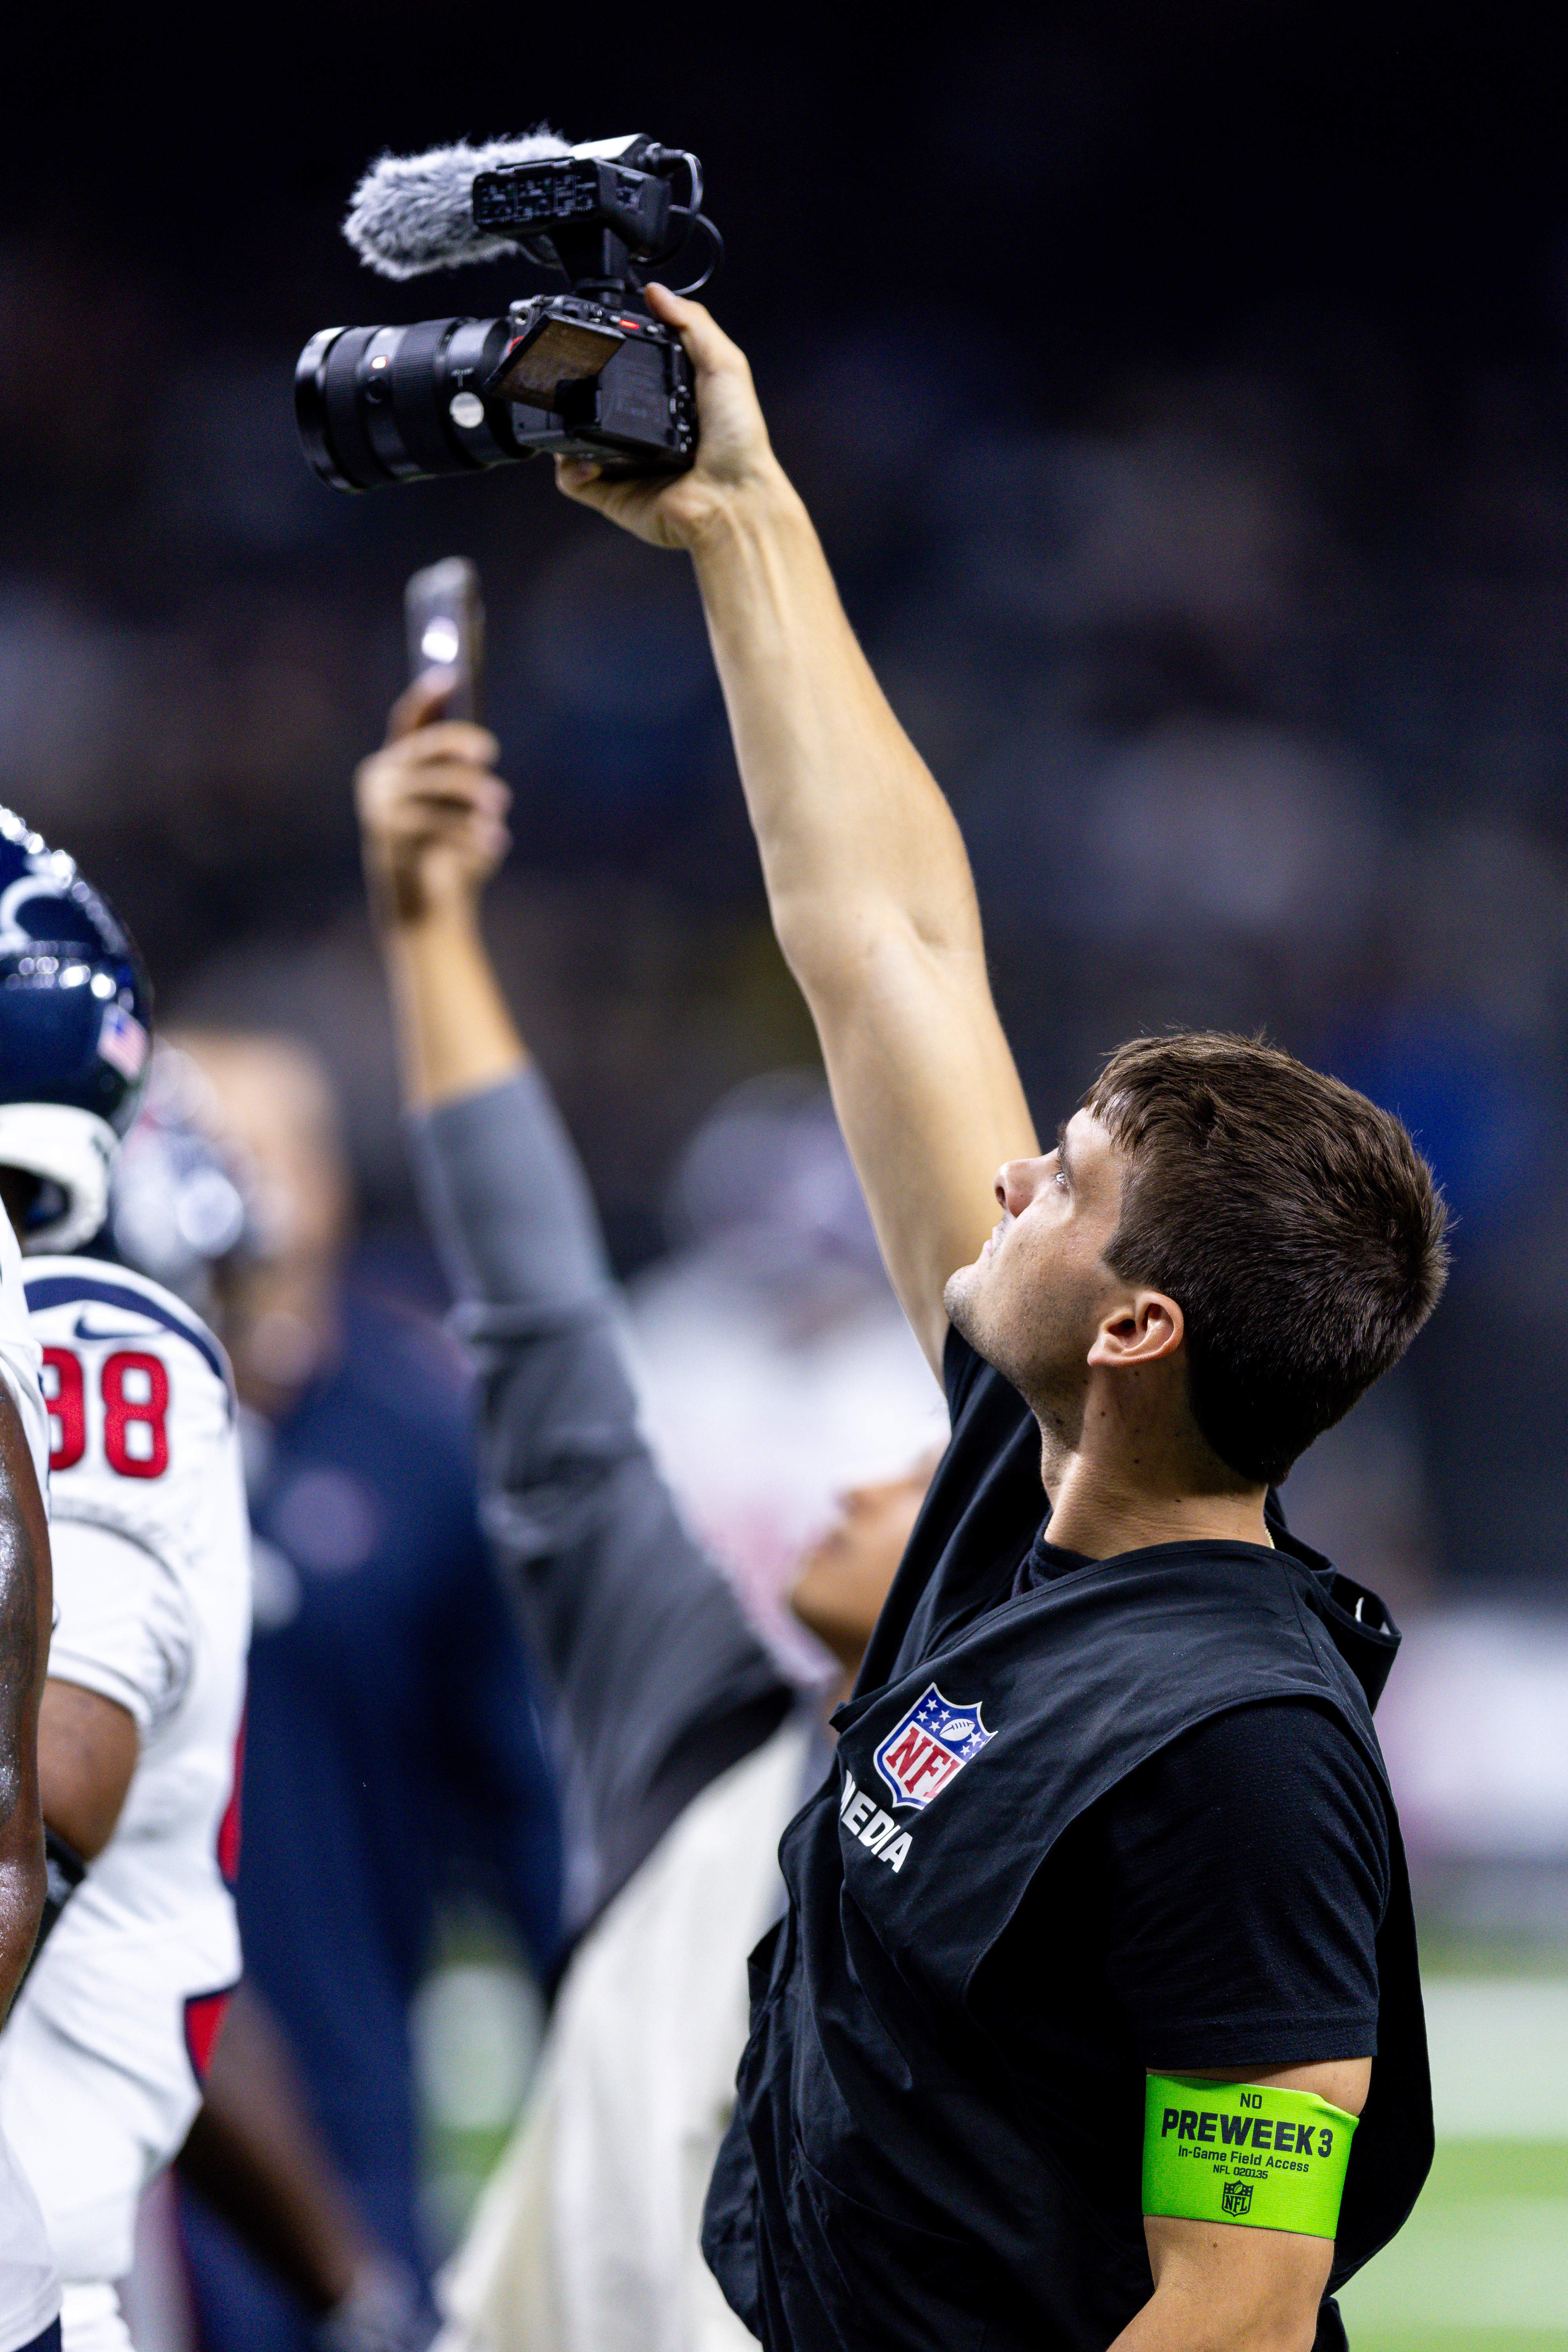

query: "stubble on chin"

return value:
[943, 1262, 983, 1352]
[944, 1260, 1016, 1391]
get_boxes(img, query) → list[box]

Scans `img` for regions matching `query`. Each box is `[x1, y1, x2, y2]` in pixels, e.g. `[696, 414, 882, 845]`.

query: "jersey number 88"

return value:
[43, 1346, 171, 1480]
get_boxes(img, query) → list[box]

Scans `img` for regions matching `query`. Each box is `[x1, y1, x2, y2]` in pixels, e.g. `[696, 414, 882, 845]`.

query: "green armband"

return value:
[1142, 2074, 1357, 2239]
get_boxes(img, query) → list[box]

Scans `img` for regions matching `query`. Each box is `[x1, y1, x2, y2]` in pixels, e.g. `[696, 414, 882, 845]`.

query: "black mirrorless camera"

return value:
[296, 136, 718, 492]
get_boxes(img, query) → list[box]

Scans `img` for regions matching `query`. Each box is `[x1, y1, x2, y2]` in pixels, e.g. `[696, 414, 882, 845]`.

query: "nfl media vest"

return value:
[703, 1514, 1431, 2352]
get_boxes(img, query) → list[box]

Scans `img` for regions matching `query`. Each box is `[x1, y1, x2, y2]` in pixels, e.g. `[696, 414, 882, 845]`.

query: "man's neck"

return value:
[1039, 1437, 1270, 1561]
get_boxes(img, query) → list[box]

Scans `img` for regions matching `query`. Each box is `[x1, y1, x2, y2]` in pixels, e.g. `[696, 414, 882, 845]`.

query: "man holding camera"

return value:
[551, 290, 1446, 2352]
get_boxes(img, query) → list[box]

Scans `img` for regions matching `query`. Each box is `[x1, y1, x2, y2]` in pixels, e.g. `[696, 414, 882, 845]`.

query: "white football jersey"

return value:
[0, 1256, 250, 2303]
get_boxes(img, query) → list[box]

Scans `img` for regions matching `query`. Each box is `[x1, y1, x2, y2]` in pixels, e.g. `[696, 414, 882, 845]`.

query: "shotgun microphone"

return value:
[341, 132, 570, 279]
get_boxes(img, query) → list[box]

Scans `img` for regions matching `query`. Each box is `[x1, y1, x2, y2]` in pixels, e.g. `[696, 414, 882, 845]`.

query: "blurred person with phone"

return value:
[352, 607, 938, 2352]
[544, 291, 1450, 2352]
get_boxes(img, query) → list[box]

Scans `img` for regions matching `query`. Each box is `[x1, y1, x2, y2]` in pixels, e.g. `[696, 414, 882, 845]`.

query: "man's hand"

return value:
[355, 678, 526, 1114]
[355, 675, 511, 931]
[554, 285, 788, 551]
[178, 1981, 399, 2325]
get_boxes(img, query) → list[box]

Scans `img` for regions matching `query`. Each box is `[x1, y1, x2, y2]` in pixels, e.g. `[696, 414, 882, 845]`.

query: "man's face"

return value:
[943, 1108, 1128, 1443]
[786, 1454, 939, 1673]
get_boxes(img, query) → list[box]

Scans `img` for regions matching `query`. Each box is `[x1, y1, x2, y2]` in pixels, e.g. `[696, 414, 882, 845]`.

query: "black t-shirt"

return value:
[704, 1328, 1429, 2352]
[971, 1686, 1390, 2208]
[997, 1533, 1389, 2046]
[887, 1333, 1392, 2208]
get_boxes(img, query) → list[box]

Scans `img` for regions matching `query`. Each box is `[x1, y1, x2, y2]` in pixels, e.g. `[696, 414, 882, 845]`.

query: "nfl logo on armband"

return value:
[1222, 2180, 1254, 2218]
[874, 1683, 993, 1810]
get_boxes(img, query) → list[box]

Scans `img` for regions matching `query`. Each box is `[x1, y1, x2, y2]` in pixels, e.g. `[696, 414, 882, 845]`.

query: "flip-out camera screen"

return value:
[492, 318, 624, 406]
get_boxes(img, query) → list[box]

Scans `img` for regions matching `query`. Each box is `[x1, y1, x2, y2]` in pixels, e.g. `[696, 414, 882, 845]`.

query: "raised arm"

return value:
[555, 293, 1038, 1372]
[356, 699, 797, 1926]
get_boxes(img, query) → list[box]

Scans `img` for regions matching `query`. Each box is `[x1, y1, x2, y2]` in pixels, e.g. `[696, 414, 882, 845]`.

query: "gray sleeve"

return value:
[410, 1063, 609, 1316]
[408, 1072, 795, 1931]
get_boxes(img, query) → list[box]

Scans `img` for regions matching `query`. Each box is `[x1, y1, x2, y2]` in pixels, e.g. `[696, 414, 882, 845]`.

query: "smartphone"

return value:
[405, 557, 484, 721]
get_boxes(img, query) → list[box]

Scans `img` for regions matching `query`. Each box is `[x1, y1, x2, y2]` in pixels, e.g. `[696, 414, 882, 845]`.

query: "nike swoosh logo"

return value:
[72, 1313, 151, 1345]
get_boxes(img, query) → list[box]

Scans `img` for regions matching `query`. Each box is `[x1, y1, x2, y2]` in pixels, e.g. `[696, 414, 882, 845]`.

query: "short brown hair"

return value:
[1084, 1033, 1449, 1486]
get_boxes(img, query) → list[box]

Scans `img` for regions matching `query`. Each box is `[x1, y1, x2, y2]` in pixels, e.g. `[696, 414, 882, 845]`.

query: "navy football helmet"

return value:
[0, 806, 152, 1252]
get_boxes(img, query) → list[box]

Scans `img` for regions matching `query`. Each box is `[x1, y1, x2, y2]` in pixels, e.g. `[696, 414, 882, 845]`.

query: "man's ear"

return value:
[1085, 1290, 1185, 1370]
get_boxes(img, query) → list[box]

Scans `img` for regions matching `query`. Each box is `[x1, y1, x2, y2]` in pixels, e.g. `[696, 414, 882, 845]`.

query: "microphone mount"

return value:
[472, 137, 718, 303]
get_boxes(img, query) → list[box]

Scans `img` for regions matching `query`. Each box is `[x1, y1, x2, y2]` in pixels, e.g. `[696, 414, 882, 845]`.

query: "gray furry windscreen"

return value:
[341, 131, 571, 278]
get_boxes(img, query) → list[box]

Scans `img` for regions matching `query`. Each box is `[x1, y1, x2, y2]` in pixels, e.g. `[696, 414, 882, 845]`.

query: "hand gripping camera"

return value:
[295, 133, 720, 492]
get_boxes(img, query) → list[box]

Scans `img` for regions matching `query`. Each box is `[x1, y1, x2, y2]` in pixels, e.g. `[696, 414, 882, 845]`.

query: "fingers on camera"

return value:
[646, 286, 744, 378]
[555, 457, 604, 499]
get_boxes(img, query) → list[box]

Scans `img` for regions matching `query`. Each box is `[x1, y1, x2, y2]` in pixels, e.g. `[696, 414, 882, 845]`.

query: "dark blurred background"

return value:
[4, 0, 1568, 1612]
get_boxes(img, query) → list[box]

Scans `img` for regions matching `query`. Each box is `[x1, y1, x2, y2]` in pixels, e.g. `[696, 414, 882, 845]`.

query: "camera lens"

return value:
[295, 318, 521, 491]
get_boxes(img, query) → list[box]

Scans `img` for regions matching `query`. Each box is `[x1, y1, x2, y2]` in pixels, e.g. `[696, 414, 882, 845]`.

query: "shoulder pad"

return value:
[24, 1256, 234, 1406]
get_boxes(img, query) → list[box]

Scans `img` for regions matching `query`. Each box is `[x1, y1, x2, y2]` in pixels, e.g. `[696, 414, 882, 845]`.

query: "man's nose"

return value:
[995, 1158, 1043, 1216]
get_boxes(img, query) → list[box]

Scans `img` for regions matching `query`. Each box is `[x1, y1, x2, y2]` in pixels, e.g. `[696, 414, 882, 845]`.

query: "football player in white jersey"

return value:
[0, 809, 251, 2352]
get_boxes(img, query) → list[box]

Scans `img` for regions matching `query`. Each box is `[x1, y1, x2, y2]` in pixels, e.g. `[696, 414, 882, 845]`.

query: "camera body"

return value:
[296, 136, 711, 493]
[485, 291, 695, 463]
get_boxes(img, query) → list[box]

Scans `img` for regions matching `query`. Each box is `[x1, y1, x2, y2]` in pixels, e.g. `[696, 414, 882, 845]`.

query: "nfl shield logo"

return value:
[1221, 2180, 1254, 2218]
[874, 1683, 993, 1810]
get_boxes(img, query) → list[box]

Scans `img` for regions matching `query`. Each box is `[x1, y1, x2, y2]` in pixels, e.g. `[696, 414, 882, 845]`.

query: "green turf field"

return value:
[1336, 1971, 1568, 2348]
[1339, 2135, 1568, 2347]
